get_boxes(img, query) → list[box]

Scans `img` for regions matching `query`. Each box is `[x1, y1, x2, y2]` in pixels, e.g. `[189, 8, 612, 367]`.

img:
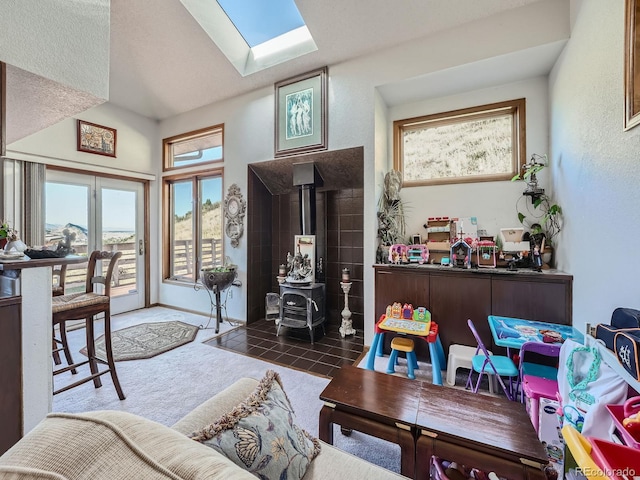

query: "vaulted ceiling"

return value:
[5, 0, 564, 145]
[108, 0, 552, 120]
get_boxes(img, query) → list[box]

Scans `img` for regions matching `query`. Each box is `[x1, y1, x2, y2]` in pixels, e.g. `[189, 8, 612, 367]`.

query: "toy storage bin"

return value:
[606, 397, 640, 449]
[562, 424, 640, 480]
[429, 456, 512, 480]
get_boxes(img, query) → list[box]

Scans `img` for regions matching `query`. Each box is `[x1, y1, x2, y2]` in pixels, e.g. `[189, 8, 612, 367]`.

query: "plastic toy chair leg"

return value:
[386, 350, 399, 374]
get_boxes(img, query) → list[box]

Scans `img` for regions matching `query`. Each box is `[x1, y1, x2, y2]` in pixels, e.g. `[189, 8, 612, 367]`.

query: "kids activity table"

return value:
[364, 315, 445, 385]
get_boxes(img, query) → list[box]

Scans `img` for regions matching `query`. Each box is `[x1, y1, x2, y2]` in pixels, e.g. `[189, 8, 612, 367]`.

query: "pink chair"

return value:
[522, 374, 559, 433]
[465, 319, 519, 400]
[516, 341, 561, 401]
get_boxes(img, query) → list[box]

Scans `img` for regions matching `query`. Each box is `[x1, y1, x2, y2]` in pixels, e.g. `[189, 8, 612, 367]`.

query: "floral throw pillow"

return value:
[190, 370, 321, 480]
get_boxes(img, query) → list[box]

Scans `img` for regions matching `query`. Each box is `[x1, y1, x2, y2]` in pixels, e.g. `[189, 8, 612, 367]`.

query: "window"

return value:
[217, 0, 305, 48]
[163, 125, 224, 282]
[393, 98, 525, 187]
[179, 0, 316, 76]
[163, 124, 223, 171]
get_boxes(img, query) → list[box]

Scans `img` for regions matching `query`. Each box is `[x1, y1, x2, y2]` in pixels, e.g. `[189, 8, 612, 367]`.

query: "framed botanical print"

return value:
[77, 119, 117, 157]
[274, 66, 328, 157]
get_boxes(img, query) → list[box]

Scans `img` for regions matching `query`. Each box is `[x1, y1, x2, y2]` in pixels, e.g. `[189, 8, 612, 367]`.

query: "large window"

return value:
[393, 98, 525, 187]
[163, 125, 224, 282]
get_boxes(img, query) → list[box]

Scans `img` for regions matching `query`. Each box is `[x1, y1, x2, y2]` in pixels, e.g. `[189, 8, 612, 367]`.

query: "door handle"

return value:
[139, 239, 144, 255]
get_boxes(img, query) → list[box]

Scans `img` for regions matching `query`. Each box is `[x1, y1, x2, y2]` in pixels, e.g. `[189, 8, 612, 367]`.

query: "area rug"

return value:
[85, 320, 199, 361]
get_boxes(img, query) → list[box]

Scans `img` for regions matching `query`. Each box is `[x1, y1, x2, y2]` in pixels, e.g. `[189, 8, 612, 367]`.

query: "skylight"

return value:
[179, 0, 317, 76]
[216, 0, 305, 48]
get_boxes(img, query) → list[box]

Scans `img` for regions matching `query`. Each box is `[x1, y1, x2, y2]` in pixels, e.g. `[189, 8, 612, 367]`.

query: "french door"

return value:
[45, 170, 145, 314]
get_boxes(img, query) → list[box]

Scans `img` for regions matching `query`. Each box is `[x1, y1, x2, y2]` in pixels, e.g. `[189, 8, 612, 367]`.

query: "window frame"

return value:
[162, 124, 224, 172]
[393, 98, 526, 187]
[162, 124, 225, 284]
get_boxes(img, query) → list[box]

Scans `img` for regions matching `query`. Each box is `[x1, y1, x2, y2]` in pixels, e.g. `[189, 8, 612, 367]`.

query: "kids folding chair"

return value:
[516, 341, 561, 401]
[466, 318, 519, 400]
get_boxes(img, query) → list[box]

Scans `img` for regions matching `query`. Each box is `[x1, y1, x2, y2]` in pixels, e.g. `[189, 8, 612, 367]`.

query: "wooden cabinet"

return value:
[374, 265, 572, 360]
[0, 296, 22, 455]
[430, 271, 491, 354]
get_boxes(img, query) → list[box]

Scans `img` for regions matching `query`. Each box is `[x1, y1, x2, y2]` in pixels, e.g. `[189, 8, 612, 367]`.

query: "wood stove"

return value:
[277, 283, 325, 343]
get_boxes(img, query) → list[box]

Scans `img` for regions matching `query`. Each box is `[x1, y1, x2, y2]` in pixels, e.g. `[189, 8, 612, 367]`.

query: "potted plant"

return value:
[512, 154, 563, 264]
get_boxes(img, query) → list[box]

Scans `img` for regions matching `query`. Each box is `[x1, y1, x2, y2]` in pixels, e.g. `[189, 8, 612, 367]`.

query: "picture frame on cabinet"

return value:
[625, 0, 640, 130]
[274, 66, 328, 157]
[77, 120, 117, 157]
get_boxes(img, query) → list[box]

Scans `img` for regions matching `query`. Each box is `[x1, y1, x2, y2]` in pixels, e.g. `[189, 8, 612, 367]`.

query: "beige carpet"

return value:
[86, 320, 199, 361]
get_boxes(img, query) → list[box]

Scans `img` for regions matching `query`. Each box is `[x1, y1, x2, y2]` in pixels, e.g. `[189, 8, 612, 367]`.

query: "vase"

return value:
[541, 247, 554, 268]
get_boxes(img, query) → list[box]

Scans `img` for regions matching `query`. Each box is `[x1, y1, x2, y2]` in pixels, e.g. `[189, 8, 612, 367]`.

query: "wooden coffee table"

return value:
[318, 365, 420, 477]
[415, 381, 548, 479]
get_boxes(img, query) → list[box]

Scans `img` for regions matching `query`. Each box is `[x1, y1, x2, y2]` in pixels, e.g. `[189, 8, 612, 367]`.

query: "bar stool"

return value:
[51, 264, 69, 368]
[52, 250, 125, 400]
[386, 336, 418, 379]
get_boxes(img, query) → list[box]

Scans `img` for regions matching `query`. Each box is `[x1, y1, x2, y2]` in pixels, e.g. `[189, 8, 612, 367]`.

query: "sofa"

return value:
[0, 376, 405, 479]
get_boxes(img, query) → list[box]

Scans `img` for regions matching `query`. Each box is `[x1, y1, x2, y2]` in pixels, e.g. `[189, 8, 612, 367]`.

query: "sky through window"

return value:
[216, 0, 305, 47]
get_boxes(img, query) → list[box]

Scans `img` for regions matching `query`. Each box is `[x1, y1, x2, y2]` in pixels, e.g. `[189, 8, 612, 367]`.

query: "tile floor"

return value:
[205, 319, 365, 378]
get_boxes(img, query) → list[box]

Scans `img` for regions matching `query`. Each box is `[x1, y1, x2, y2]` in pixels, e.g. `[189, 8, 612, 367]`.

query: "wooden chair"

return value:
[52, 250, 125, 400]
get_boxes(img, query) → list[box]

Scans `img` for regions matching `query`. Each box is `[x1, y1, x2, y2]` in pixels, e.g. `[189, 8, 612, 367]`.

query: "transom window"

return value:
[163, 124, 223, 171]
[393, 98, 526, 186]
[163, 125, 224, 283]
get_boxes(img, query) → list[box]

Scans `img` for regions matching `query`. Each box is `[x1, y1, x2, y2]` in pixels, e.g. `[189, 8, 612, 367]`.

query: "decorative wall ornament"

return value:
[224, 184, 246, 248]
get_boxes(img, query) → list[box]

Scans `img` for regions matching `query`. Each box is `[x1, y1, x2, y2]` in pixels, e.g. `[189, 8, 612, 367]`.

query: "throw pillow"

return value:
[190, 370, 321, 480]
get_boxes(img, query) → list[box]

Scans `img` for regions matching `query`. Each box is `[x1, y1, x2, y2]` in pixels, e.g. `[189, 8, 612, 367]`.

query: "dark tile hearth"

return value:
[205, 319, 365, 378]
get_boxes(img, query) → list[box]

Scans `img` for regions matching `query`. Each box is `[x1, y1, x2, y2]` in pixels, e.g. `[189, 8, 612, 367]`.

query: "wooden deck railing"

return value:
[63, 238, 222, 293]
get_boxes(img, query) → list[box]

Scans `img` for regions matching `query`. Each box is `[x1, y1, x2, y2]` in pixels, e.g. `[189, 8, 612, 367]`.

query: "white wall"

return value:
[8, 103, 158, 178]
[390, 77, 550, 240]
[549, 0, 640, 332]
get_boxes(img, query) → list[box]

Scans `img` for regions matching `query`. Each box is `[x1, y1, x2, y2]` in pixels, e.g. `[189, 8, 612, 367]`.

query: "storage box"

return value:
[499, 227, 530, 252]
[538, 397, 565, 480]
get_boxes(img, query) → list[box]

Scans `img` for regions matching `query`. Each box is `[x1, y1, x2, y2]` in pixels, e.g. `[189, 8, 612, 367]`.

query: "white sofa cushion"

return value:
[0, 411, 254, 480]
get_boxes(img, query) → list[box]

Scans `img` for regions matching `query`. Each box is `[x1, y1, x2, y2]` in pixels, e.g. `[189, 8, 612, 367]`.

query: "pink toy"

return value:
[388, 244, 408, 264]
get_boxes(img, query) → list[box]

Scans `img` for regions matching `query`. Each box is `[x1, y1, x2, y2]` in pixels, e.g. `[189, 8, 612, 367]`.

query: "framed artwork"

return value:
[625, 0, 640, 130]
[77, 119, 117, 157]
[274, 66, 328, 157]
